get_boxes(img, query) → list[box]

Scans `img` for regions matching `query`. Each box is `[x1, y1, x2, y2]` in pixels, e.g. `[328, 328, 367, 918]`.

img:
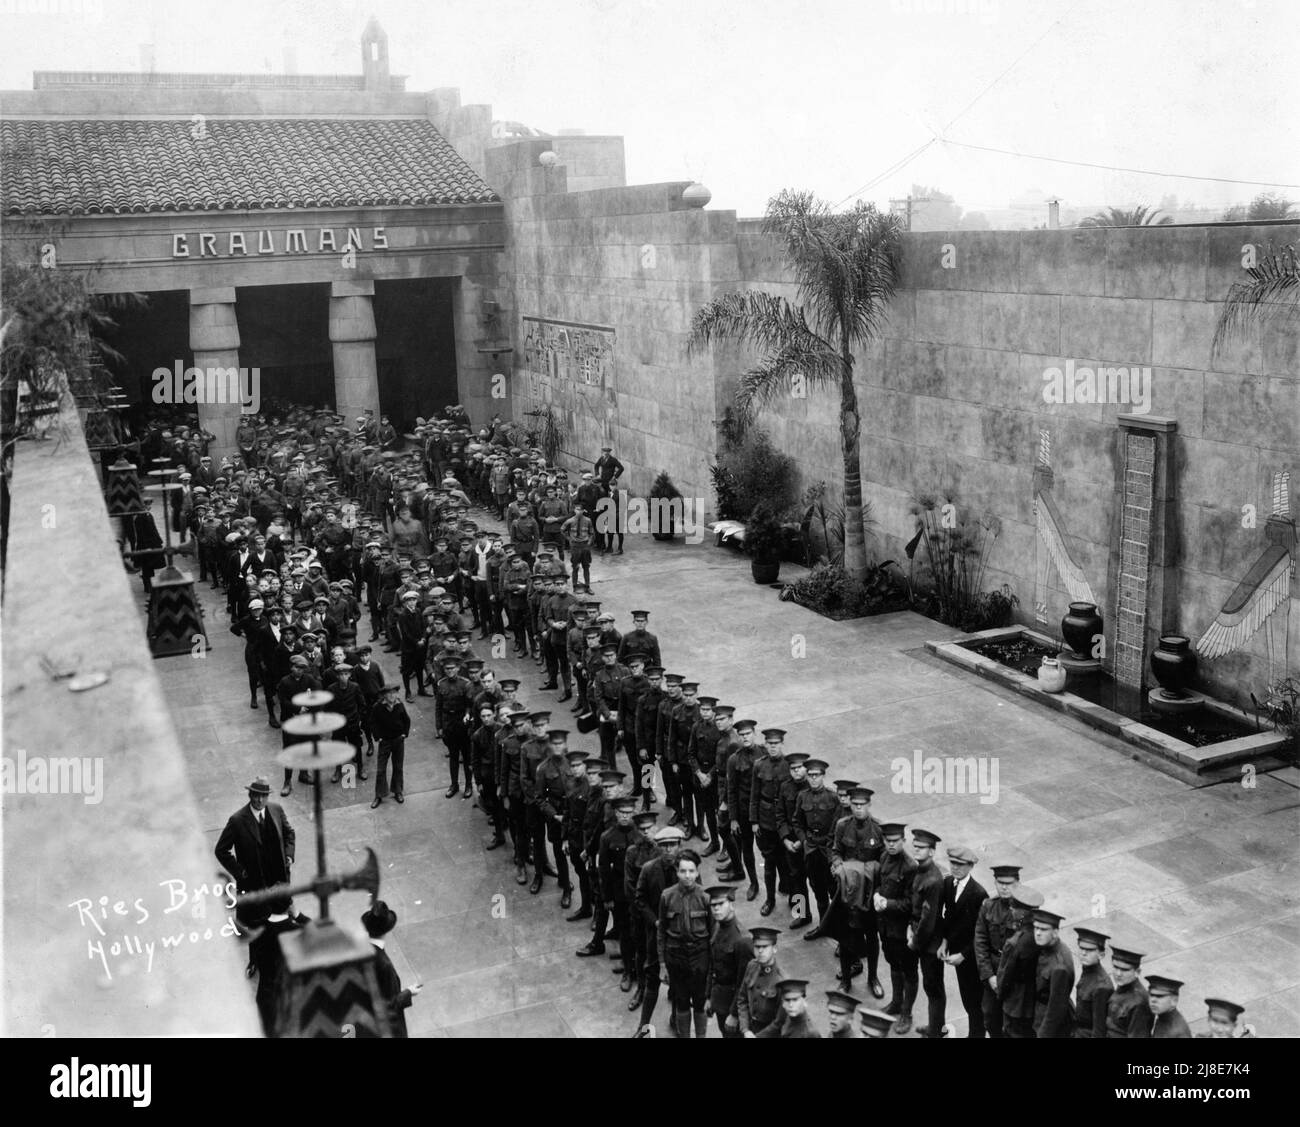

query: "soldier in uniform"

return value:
[655, 674, 685, 823]
[577, 768, 624, 955]
[1031, 907, 1076, 1038]
[726, 718, 762, 900]
[473, 702, 507, 847]
[633, 825, 685, 1037]
[824, 990, 861, 1039]
[794, 758, 842, 939]
[1147, 975, 1192, 1038]
[589, 644, 631, 773]
[908, 828, 947, 1037]
[658, 848, 714, 1038]
[1202, 997, 1251, 1039]
[618, 655, 651, 803]
[873, 821, 918, 1034]
[997, 885, 1044, 1038]
[634, 666, 667, 813]
[437, 655, 475, 800]
[750, 727, 792, 917]
[1105, 945, 1153, 1038]
[599, 795, 641, 989]
[705, 885, 752, 1038]
[686, 695, 722, 856]
[562, 751, 596, 920]
[710, 705, 742, 877]
[534, 730, 577, 909]
[623, 810, 661, 1010]
[777, 752, 811, 928]
[973, 862, 1022, 1039]
[519, 711, 555, 894]
[669, 681, 702, 838]
[757, 978, 821, 1038]
[937, 843, 987, 1036]
[1071, 926, 1113, 1038]
[734, 927, 785, 1037]
[617, 610, 661, 668]
[498, 710, 535, 886]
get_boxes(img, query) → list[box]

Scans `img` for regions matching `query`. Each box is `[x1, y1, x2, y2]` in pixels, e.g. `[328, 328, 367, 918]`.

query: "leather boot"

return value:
[628, 985, 644, 1011]
[693, 1011, 709, 1039]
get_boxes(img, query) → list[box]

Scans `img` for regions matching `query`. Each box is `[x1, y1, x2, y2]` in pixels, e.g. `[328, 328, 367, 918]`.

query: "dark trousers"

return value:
[375, 738, 404, 799]
[955, 956, 986, 1037]
[639, 925, 665, 1027]
[544, 636, 572, 692]
[445, 728, 472, 789]
[540, 817, 571, 890]
[696, 779, 719, 843]
[623, 728, 645, 796]
[786, 845, 810, 918]
[882, 935, 919, 1013]
[756, 827, 788, 902]
[598, 719, 620, 768]
[731, 820, 759, 884]
[508, 606, 528, 652]
[805, 849, 833, 922]
[919, 949, 947, 1036]
[469, 578, 492, 629]
[627, 912, 646, 982]
[982, 981, 1005, 1038]
[569, 844, 592, 908]
[666, 945, 709, 1014]
[660, 754, 681, 813]
[478, 773, 506, 836]
[399, 649, 426, 693]
[508, 796, 529, 867]
[675, 762, 696, 829]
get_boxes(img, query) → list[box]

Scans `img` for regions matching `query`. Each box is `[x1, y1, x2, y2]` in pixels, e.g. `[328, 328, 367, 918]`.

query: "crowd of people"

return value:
[128, 399, 1258, 1040]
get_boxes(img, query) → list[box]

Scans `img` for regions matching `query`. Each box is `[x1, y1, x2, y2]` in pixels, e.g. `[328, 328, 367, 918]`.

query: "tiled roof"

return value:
[1, 118, 499, 216]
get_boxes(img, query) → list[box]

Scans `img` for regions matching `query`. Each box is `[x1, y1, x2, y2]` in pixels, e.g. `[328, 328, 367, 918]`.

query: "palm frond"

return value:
[734, 342, 844, 423]
[1211, 242, 1300, 358]
[687, 290, 831, 359]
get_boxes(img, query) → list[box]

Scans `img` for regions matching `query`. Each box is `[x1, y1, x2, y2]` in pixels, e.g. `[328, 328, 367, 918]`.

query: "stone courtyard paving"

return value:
[159, 529, 1300, 1038]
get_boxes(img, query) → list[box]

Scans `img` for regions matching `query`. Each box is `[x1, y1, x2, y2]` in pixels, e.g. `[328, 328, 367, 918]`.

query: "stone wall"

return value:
[736, 222, 1300, 706]
[492, 138, 736, 506]
[2, 404, 261, 1036]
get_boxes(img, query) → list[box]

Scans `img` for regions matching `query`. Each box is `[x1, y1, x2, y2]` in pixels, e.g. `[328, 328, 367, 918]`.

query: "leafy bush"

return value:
[783, 560, 907, 619]
[650, 470, 681, 499]
[744, 500, 785, 561]
[1251, 677, 1300, 761]
[713, 427, 798, 520]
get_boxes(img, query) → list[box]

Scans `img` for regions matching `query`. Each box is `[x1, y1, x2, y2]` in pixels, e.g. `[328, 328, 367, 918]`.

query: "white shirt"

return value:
[953, 874, 970, 902]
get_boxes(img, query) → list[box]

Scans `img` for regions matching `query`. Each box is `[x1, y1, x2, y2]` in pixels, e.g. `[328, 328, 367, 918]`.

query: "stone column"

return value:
[329, 280, 381, 424]
[189, 287, 243, 464]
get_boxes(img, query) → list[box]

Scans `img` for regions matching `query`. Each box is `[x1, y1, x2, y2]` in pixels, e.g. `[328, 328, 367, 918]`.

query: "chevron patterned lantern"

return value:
[147, 565, 210, 657]
[105, 456, 145, 517]
[276, 920, 392, 1038]
[83, 408, 117, 449]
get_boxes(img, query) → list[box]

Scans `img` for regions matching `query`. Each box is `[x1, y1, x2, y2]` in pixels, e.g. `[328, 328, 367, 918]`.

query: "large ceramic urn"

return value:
[1150, 635, 1197, 698]
[1061, 602, 1103, 658]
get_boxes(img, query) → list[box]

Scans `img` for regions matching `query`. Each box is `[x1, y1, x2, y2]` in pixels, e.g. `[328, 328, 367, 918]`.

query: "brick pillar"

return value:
[189, 287, 242, 464]
[329, 280, 381, 424]
[1111, 414, 1179, 689]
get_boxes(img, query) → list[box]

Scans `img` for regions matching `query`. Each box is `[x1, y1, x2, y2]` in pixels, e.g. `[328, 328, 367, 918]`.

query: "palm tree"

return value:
[1211, 242, 1299, 360]
[687, 190, 903, 582]
[1077, 205, 1173, 227]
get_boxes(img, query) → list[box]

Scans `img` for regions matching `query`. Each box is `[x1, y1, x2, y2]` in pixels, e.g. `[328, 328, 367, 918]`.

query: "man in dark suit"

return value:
[361, 901, 421, 1037]
[214, 776, 296, 927]
[231, 597, 272, 711]
[938, 843, 989, 1037]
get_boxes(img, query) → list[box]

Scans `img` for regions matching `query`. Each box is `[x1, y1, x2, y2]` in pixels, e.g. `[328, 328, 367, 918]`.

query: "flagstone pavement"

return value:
[157, 525, 1300, 1038]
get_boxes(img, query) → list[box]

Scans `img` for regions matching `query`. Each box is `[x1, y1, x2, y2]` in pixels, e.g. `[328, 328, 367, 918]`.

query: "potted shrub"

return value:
[745, 501, 784, 584]
[649, 470, 683, 541]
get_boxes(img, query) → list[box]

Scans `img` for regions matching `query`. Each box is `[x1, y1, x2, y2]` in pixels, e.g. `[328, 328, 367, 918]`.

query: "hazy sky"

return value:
[3, 0, 1297, 219]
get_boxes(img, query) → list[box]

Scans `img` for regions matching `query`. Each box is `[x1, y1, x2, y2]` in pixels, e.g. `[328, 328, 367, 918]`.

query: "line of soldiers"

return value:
[160, 403, 1260, 1040]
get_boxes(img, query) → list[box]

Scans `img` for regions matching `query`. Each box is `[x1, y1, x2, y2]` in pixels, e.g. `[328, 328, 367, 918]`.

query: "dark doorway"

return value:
[100, 289, 192, 411]
[235, 283, 332, 411]
[373, 277, 457, 430]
